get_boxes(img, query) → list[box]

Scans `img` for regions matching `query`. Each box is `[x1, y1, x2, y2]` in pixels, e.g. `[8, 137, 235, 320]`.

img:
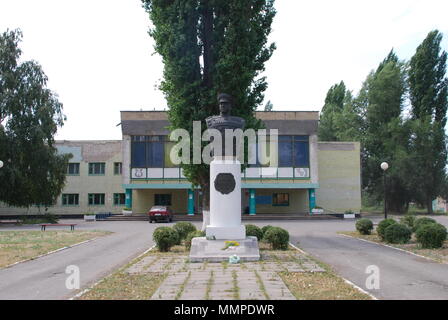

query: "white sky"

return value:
[0, 0, 447, 140]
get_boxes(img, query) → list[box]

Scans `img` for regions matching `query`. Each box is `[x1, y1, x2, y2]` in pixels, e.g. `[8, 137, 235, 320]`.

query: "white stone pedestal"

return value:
[206, 157, 245, 240]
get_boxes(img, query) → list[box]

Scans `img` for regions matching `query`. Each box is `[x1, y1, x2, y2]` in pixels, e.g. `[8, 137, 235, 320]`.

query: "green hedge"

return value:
[415, 223, 447, 248]
[356, 218, 374, 235]
[185, 230, 206, 250]
[153, 227, 179, 252]
[261, 225, 274, 237]
[413, 217, 437, 233]
[245, 224, 263, 240]
[384, 223, 412, 244]
[263, 227, 289, 250]
[377, 218, 397, 240]
[399, 215, 416, 229]
[173, 222, 196, 243]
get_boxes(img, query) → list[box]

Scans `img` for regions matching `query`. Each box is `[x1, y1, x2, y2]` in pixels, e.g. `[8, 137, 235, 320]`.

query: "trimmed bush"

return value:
[185, 230, 206, 250]
[355, 218, 374, 235]
[384, 223, 412, 244]
[400, 215, 416, 229]
[245, 224, 263, 240]
[261, 225, 274, 237]
[415, 223, 447, 248]
[377, 218, 397, 240]
[413, 217, 437, 232]
[173, 222, 196, 242]
[263, 227, 289, 250]
[153, 227, 179, 252]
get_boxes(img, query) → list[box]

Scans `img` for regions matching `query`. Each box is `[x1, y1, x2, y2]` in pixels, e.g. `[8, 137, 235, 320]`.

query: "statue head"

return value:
[218, 93, 232, 116]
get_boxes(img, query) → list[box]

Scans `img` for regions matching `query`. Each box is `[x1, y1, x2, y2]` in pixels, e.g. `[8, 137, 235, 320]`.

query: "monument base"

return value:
[189, 236, 260, 263]
[206, 225, 246, 240]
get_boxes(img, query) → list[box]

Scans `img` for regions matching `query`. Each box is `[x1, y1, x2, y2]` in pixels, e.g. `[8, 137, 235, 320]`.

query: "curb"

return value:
[2, 237, 101, 270]
[338, 233, 441, 264]
[289, 242, 378, 300]
[69, 244, 156, 300]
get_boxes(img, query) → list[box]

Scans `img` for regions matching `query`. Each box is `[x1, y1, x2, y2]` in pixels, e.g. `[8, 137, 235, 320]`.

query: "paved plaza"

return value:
[126, 251, 324, 300]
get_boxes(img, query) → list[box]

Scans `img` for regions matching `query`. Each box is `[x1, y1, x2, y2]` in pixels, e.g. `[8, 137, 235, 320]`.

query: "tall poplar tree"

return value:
[359, 51, 411, 212]
[318, 81, 349, 141]
[408, 30, 448, 213]
[142, 1, 276, 217]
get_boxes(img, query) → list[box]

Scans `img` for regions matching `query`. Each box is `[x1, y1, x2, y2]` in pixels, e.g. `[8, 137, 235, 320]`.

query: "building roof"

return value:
[120, 110, 318, 136]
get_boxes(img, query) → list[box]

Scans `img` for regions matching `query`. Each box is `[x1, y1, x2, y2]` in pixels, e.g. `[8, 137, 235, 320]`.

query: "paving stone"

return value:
[147, 251, 325, 300]
[125, 256, 159, 274]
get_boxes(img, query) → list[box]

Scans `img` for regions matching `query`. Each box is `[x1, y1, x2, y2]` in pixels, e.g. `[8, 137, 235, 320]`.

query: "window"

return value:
[89, 162, 105, 175]
[131, 136, 166, 168]
[67, 163, 80, 175]
[114, 162, 122, 175]
[88, 193, 105, 205]
[62, 194, 79, 206]
[154, 194, 171, 206]
[278, 135, 309, 168]
[114, 193, 126, 205]
[273, 193, 289, 206]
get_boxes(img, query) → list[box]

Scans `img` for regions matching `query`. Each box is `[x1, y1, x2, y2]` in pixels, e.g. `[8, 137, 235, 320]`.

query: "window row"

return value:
[66, 162, 122, 175]
[255, 193, 290, 206]
[62, 193, 125, 206]
[131, 135, 310, 168]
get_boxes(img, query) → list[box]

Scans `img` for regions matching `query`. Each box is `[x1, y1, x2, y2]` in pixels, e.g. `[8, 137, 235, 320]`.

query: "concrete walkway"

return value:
[125, 251, 323, 300]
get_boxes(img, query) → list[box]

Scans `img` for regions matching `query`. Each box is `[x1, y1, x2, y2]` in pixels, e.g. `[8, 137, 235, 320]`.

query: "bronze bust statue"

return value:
[206, 93, 245, 157]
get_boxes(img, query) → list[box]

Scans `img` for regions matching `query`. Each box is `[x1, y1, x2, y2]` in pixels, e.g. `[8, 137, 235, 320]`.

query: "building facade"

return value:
[0, 140, 125, 216]
[0, 111, 362, 216]
[121, 111, 361, 216]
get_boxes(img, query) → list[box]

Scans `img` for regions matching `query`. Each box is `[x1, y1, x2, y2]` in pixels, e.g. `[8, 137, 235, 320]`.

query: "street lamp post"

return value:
[381, 162, 389, 219]
[0, 160, 3, 169]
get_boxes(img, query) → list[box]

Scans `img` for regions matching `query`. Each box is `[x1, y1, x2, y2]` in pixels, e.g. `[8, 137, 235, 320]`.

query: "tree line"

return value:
[319, 30, 448, 214]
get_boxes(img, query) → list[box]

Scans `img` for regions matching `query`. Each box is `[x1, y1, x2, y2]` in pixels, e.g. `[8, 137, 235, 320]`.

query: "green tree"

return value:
[142, 1, 276, 222]
[408, 30, 447, 214]
[264, 100, 273, 111]
[360, 51, 412, 212]
[0, 29, 70, 208]
[318, 81, 350, 141]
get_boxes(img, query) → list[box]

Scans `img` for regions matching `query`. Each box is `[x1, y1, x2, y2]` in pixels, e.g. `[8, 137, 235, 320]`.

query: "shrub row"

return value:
[153, 222, 290, 252]
[355, 216, 447, 248]
[153, 222, 199, 252]
[245, 224, 289, 250]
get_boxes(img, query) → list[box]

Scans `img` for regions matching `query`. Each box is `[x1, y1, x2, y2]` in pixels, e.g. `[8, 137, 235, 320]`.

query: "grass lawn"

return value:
[278, 245, 372, 300]
[340, 231, 448, 264]
[0, 230, 111, 268]
[79, 243, 372, 300]
[77, 247, 183, 300]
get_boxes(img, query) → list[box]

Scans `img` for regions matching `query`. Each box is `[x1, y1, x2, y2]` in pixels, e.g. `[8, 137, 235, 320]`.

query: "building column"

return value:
[188, 189, 194, 215]
[249, 189, 256, 215]
[308, 188, 316, 213]
[125, 189, 132, 208]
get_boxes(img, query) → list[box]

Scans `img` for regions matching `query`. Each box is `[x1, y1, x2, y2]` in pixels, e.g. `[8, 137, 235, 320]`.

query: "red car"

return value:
[148, 206, 173, 223]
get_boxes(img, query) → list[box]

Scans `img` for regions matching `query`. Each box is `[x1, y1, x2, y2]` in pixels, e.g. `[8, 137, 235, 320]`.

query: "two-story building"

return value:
[121, 111, 361, 216]
[0, 110, 362, 217]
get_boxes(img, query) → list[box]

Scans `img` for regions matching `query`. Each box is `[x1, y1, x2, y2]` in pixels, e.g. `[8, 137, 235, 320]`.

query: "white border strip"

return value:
[342, 278, 378, 300]
[2, 237, 101, 270]
[338, 233, 440, 263]
[69, 244, 156, 300]
[289, 242, 378, 300]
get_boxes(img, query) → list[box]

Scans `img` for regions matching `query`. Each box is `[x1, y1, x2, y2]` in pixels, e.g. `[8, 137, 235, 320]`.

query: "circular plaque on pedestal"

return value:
[214, 173, 236, 195]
